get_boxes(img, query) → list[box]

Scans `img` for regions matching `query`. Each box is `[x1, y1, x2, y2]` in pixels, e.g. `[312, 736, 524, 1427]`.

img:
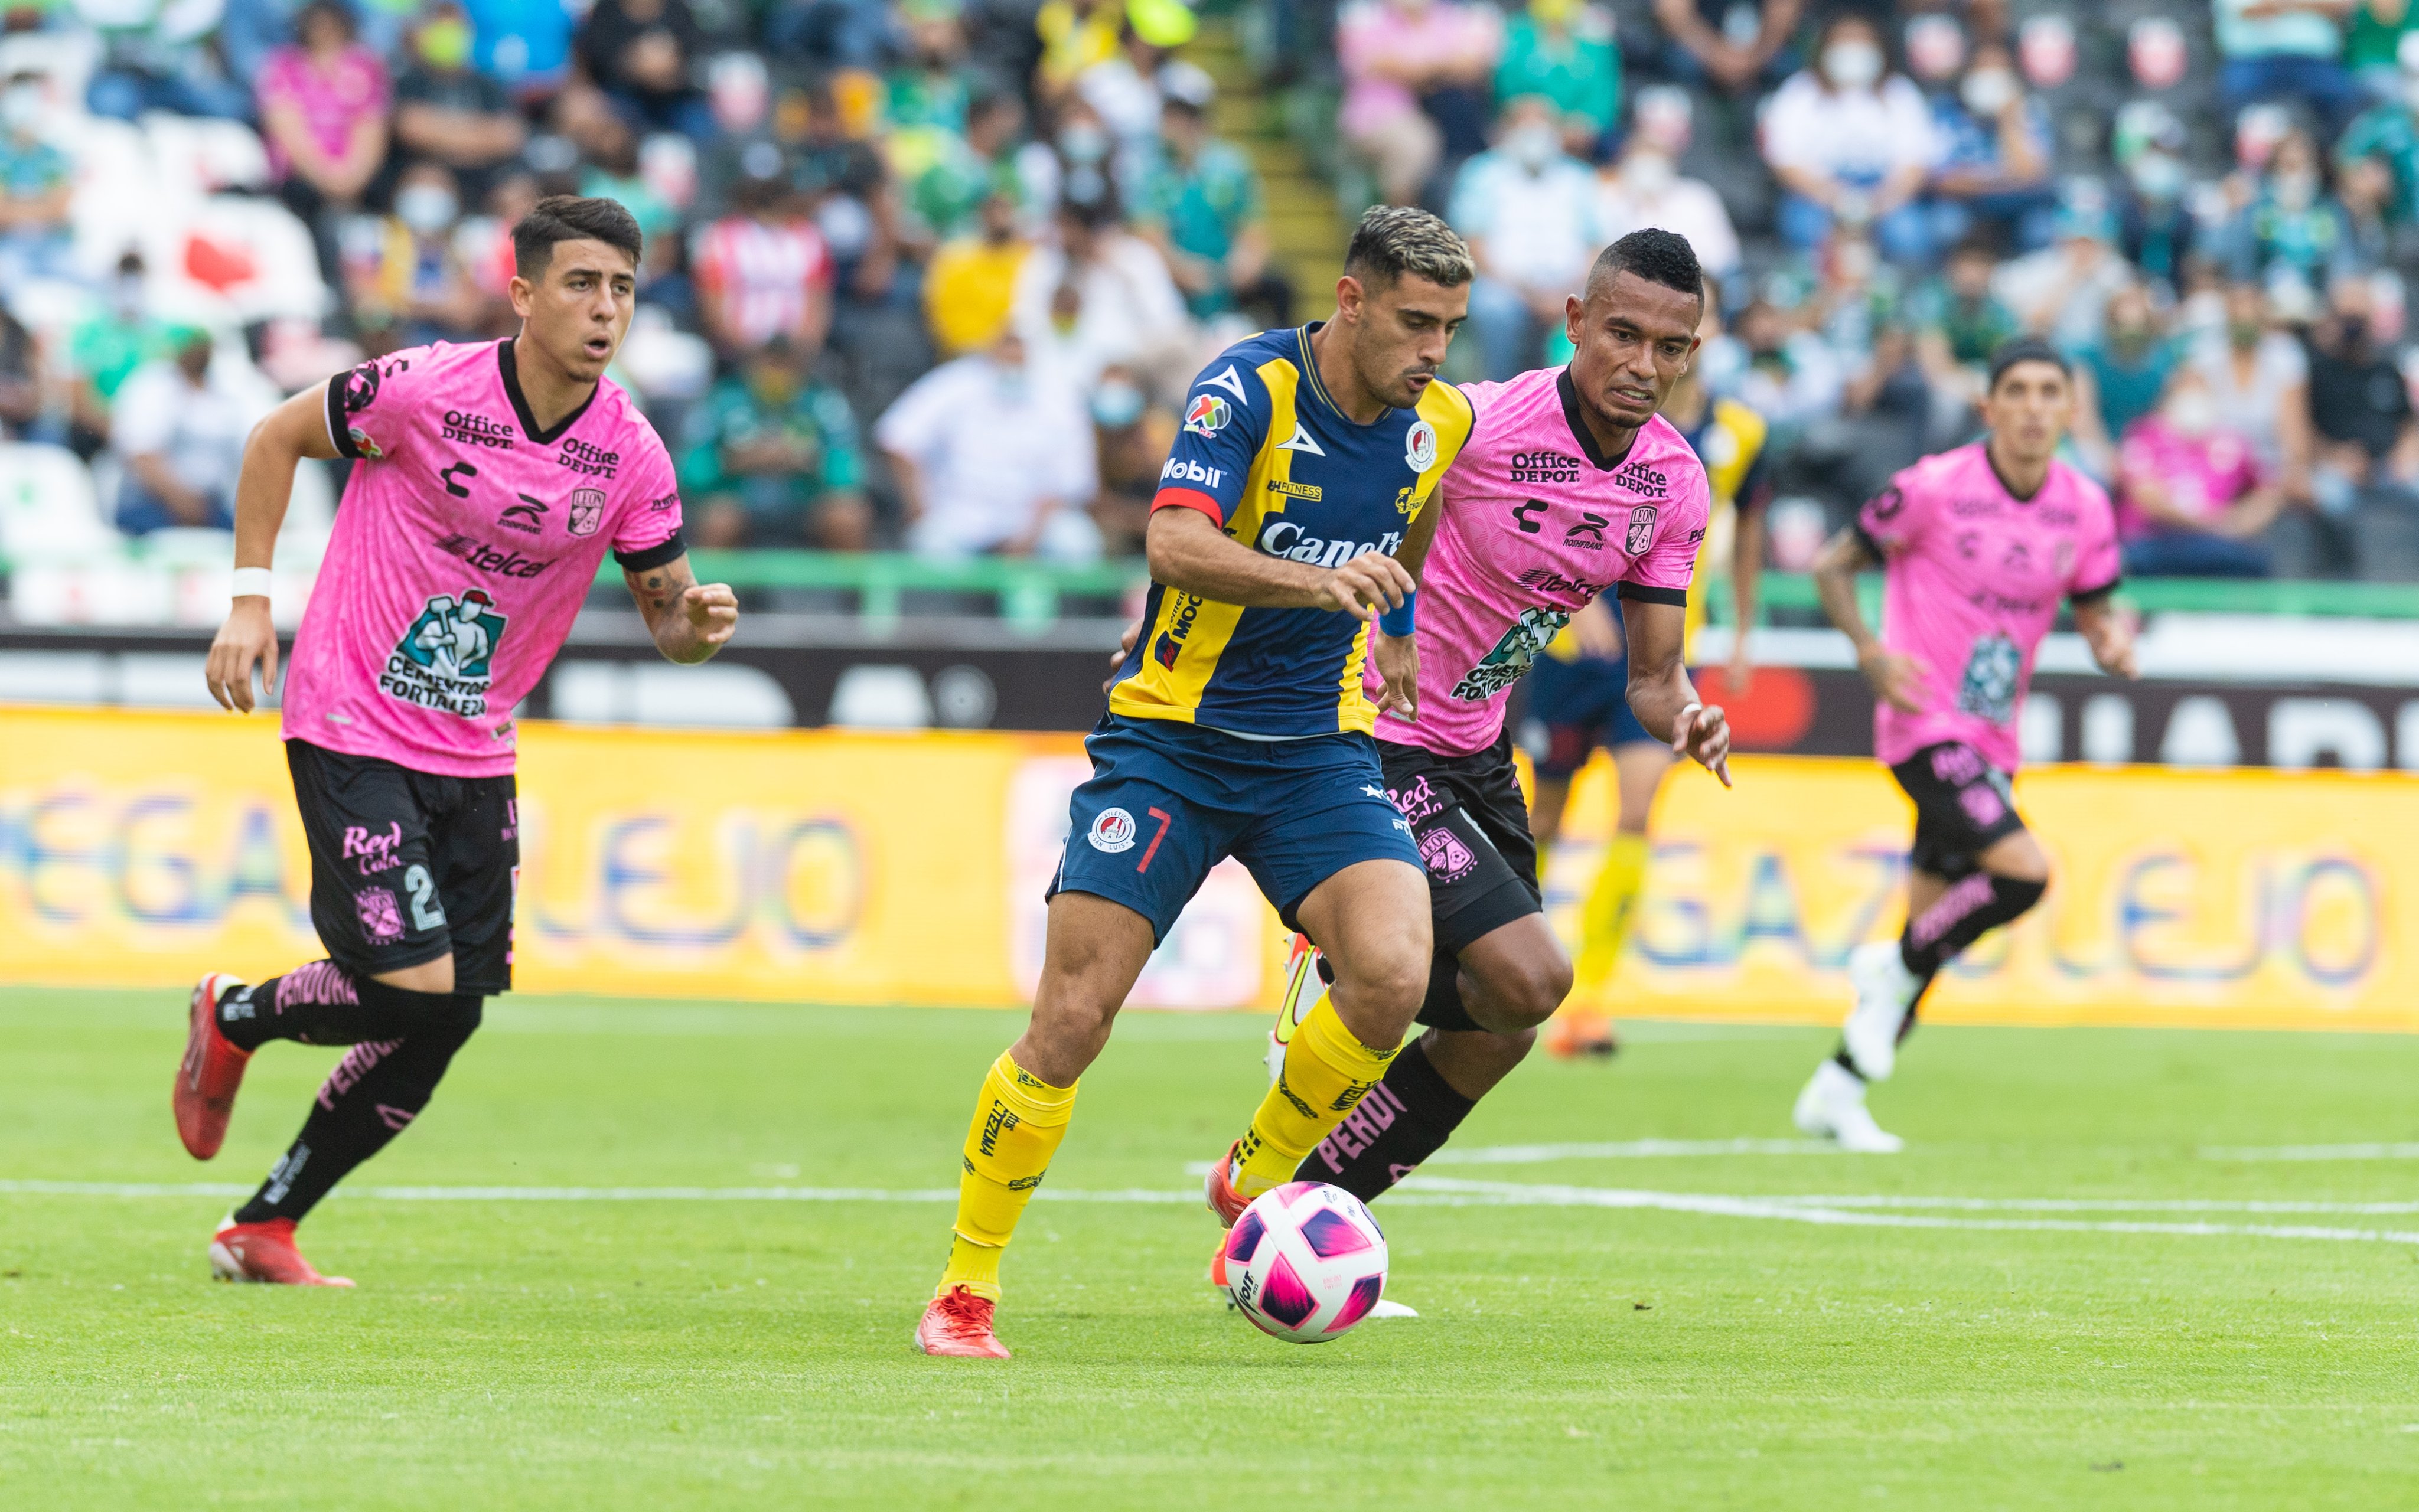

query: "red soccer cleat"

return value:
[1543, 1008, 1619, 1060]
[915, 1285, 1010, 1358]
[175, 972, 253, 1160]
[208, 1217, 354, 1287]
[1204, 1140, 1250, 1229]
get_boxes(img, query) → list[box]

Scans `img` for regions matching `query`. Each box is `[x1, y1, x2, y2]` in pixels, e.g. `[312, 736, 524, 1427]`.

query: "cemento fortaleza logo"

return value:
[1449, 605, 1571, 702]
[1182, 393, 1231, 436]
[384, 589, 510, 717]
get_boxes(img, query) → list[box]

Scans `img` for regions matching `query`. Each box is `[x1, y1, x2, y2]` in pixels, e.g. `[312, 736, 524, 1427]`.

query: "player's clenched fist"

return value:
[1314, 552, 1414, 621]
[681, 582, 740, 647]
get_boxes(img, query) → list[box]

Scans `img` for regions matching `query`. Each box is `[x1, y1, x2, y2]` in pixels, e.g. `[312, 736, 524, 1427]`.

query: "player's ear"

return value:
[507, 274, 534, 321]
[1335, 274, 1362, 325]
[1564, 294, 1583, 347]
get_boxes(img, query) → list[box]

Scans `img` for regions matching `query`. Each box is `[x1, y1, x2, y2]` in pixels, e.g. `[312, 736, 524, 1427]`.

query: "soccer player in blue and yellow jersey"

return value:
[916, 207, 1479, 1358]
[1523, 282, 1771, 1055]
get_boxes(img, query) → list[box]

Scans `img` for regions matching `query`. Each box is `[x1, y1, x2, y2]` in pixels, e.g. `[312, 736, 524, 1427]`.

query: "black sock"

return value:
[219, 963, 459, 1050]
[1834, 874, 2047, 1075]
[1293, 1039, 1475, 1204]
[234, 995, 484, 1225]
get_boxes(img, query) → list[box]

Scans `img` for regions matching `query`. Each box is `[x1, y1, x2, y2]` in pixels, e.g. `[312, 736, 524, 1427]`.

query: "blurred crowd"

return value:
[5, 0, 2418, 585]
[1312, 0, 2419, 579]
[0, 0, 1295, 571]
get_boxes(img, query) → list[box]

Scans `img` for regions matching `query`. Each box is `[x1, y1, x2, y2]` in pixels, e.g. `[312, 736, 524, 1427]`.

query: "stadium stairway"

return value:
[1191, 17, 1349, 314]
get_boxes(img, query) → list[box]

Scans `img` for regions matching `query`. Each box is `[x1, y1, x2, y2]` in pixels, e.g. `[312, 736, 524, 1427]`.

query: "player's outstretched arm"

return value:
[1146, 507, 1411, 620]
[2072, 593, 2140, 681]
[1814, 525, 1926, 714]
[1622, 597, 1732, 788]
[205, 382, 342, 713]
[625, 552, 739, 664]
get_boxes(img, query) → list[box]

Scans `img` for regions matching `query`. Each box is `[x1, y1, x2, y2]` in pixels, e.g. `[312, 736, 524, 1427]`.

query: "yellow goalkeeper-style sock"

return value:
[1571, 831, 1651, 997]
[1232, 990, 1398, 1197]
[937, 1051, 1077, 1302]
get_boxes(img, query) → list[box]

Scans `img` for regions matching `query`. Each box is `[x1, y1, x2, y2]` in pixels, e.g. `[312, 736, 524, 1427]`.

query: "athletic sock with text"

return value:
[938, 1051, 1078, 1301]
[1232, 990, 1398, 1197]
[1293, 1039, 1474, 1203]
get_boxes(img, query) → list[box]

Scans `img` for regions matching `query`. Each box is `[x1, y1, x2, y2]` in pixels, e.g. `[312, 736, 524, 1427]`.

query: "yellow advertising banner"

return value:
[0, 708, 2411, 1033]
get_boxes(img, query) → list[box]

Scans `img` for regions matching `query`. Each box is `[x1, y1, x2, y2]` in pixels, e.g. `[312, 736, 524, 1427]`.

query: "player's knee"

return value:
[1992, 873, 2048, 920]
[1336, 946, 1431, 1024]
[1489, 953, 1573, 1033]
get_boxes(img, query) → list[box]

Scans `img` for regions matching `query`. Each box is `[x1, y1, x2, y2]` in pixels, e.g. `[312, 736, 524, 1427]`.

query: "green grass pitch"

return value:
[2, 989, 2416, 1508]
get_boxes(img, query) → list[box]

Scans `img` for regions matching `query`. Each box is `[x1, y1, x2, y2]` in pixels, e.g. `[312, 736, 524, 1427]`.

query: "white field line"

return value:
[2199, 1144, 2419, 1161]
[6, 1177, 2419, 1245]
[1424, 1139, 1840, 1164]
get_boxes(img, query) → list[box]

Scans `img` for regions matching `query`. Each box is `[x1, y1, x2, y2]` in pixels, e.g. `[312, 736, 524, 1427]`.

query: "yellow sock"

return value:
[937, 1051, 1077, 1301]
[1233, 991, 1398, 1197]
[1571, 831, 1650, 998]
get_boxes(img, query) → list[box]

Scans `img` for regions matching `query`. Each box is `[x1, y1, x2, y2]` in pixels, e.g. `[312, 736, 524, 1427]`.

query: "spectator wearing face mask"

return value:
[1336, 0, 1506, 206]
[2115, 365, 2286, 577]
[1451, 96, 1609, 380]
[110, 329, 252, 537]
[394, 4, 529, 206]
[1137, 76, 1286, 324]
[1596, 107, 1740, 282]
[907, 90, 1025, 252]
[1088, 360, 1177, 554]
[2220, 129, 2363, 294]
[0, 70, 73, 289]
[1009, 192, 1189, 389]
[340, 161, 485, 348]
[66, 253, 170, 457]
[1995, 191, 2136, 352]
[2190, 280, 2317, 494]
[1924, 40, 2055, 253]
[1496, 0, 1622, 156]
[680, 336, 872, 549]
[2069, 282, 2181, 479]
[1652, 0, 1803, 96]
[1761, 15, 1942, 265]
[2213, 0, 2366, 139]
[2337, 36, 2419, 217]
[1907, 237, 2020, 440]
[2113, 103, 2198, 292]
[876, 328, 1102, 560]
[2303, 272, 2419, 511]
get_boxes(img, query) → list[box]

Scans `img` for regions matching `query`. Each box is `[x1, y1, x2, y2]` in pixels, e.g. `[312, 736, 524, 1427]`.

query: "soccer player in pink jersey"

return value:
[175, 197, 739, 1285]
[1279, 230, 1736, 1206]
[1790, 339, 2137, 1152]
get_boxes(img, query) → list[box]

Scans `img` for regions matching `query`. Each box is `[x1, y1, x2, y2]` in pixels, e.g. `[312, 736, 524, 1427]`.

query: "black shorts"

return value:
[1379, 731, 1543, 962]
[1889, 740, 2027, 881]
[286, 739, 519, 994]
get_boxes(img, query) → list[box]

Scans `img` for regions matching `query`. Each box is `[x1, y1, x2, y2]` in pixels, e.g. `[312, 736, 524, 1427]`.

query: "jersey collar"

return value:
[1556, 366, 1636, 472]
[497, 337, 599, 446]
[1983, 441, 2048, 503]
[1293, 322, 1391, 426]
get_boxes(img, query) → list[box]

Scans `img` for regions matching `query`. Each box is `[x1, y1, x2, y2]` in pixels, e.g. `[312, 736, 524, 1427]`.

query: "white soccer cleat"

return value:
[1793, 1060, 1904, 1154]
[1840, 939, 1920, 1082]
[1267, 933, 1323, 1084]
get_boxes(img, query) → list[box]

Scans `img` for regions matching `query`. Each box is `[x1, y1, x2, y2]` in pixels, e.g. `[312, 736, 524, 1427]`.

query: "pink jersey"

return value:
[281, 339, 685, 777]
[1859, 443, 2120, 773]
[1372, 367, 1712, 757]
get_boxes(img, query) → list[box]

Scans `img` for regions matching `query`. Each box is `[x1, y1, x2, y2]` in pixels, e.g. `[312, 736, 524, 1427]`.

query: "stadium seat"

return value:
[139, 112, 270, 198]
[0, 442, 118, 563]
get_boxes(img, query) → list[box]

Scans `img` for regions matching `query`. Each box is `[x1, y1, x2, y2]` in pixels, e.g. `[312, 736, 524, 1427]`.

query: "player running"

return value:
[1520, 280, 1772, 1056]
[1790, 338, 2136, 1152]
[1278, 228, 1735, 1210]
[915, 207, 1478, 1360]
[178, 197, 739, 1285]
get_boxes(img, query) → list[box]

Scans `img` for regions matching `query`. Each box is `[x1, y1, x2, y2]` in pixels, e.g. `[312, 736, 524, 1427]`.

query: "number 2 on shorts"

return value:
[403, 863, 446, 932]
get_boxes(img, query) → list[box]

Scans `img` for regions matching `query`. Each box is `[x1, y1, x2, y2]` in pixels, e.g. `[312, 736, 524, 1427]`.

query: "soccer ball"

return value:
[1212, 1181, 1389, 1342]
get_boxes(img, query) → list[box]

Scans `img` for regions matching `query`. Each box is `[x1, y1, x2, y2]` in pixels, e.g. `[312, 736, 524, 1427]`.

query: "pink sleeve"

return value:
[2069, 492, 2122, 599]
[358, 53, 392, 117]
[611, 435, 686, 565]
[1857, 466, 1931, 556]
[324, 344, 438, 462]
[256, 51, 299, 107]
[1621, 471, 1711, 599]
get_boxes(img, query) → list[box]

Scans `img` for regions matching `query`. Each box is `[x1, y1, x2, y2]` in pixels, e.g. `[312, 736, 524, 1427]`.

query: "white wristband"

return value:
[230, 567, 273, 600]
[1675, 702, 1703, 736]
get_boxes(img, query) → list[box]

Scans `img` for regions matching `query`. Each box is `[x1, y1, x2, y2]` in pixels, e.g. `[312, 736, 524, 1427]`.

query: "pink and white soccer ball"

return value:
[1213, 1181, 1389, 1342]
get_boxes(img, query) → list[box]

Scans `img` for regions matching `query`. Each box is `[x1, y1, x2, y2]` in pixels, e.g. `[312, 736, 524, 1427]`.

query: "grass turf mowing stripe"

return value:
[2200, 1142, 2419, 1160]
[12, 1177, 2419, 1244]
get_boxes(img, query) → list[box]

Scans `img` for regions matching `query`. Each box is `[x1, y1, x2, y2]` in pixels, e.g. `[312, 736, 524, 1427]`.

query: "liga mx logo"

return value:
[1184, 393, 1231, 437]
[566, 488, 605, 537]
[1625, 505, 1658, 555]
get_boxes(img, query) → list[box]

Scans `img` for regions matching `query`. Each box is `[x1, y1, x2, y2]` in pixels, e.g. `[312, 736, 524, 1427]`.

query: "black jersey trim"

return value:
[1984, 443, 2048, 503]
[1616, 582, 1687, 607]
[614, 530, 689, 573]
[1851, 522, 1887, 563]
[324, 377, 359, 459]
[1555, 367, 1638, 472]
[496, 338, 599, 446]
[2069, 576, 2121, 606]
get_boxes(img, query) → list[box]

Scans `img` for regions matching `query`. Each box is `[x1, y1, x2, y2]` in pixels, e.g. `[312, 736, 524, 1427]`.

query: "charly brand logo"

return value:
[383, 589, 509, 717]
[1404, 419, 1437, 472]
[1088, 807, 1138, 854]
[566, 488, 606, 537]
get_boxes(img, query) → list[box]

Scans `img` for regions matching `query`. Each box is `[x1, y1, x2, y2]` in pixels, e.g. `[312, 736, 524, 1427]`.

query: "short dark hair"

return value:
[1343, 205, 1475, 290]
[1987, 337, 2071, 390]
[1585, 228, 1704, 302]
[513, 195, 644, 280]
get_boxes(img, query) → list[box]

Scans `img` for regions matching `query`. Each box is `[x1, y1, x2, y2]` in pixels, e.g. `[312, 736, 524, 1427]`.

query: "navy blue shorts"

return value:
[1523, 652, 1652, 779]
[1048, 715, 1424, 943]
